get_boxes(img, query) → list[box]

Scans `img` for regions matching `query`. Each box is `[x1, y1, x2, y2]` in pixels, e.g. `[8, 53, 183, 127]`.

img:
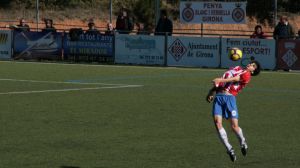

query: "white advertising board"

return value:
[115, 34, 165, 65]
[180, 1, 246, 24]
[0, 30, 12, 59]
[167, 37, 220, 67]
[221, 38, 276, 69]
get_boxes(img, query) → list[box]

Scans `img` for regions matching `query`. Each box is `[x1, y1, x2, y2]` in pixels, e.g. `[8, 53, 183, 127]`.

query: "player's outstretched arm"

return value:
[206, 86, 217, 103]
[212, 76, 240, 86]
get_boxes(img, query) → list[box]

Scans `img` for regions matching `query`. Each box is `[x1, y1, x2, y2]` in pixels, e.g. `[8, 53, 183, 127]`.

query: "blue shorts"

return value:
[212, 93, 239, 119]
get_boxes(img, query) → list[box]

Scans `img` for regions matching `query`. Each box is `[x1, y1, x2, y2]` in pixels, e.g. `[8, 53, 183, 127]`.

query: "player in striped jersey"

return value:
[206, 60, 261, 162]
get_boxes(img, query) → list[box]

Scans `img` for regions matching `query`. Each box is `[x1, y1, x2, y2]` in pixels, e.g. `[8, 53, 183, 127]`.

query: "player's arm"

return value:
[212, 76, 240, 86]
[206, 86, 217, 103]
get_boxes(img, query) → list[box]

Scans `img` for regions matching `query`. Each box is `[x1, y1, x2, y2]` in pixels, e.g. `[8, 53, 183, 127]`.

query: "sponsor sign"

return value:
[180, 1, 246, 24]
[14, 31, 62, 60]
[63, 33, 113, 58]
[221, 38, 276, 70]
[277, 40, 300, 70]
[167, 37, 220, 67]
[115, 34, 165, 65]
[0, 30, 12, 59]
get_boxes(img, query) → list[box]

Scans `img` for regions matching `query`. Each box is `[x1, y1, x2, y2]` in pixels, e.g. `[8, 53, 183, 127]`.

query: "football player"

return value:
[206, 60, 261, 162]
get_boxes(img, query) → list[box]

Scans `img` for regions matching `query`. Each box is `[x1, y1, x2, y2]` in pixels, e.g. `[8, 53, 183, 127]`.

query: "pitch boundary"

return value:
[0, 78, 143, 95]
[0, 85, 143, 95]
[0, 78, 129, 86]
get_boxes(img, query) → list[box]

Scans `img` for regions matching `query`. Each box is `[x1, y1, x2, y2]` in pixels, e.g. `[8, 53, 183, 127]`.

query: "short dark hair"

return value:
[251, 60, 261, 76]
[88, 19, 95, 26]
[88, 22, 95, 26]
[255, 25, 262, 31]
[44, 19, 53, 24]
[160, 9, 168, 17]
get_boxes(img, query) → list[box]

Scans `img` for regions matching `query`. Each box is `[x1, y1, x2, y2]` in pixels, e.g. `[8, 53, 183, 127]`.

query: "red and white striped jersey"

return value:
[218, 66, 251, 96]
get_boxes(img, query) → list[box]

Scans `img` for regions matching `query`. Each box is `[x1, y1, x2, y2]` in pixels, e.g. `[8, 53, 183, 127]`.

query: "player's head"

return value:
[247, 60, 261, 76]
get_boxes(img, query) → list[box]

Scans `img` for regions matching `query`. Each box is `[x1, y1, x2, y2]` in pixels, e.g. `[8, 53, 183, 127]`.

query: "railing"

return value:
[0, 20, 278, 38]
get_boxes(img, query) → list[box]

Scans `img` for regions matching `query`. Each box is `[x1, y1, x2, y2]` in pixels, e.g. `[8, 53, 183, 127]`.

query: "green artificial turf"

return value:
[0, 61, 299, 168]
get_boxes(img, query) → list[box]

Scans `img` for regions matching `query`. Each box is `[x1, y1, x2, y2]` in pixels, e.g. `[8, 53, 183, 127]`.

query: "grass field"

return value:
[0, 61, 299, 168]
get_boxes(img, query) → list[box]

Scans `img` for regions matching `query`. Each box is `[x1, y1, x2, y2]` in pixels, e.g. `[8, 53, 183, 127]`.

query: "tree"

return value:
[247, 0, 274, 25]
[133, 0, 155, 31]
[0, 0, 11, 8]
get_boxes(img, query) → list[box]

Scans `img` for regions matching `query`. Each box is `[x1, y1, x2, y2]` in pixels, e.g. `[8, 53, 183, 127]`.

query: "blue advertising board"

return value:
[115, 34, 165, 65]
[0, 30, 12, 60]
[13, 31, 62, 60]
[63, 33, 113, 59]
[167, 36, 220, 68]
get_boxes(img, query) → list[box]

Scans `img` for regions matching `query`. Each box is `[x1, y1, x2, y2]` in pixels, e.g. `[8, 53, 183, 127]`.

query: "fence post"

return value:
[274, 0, 277, 27]
[110, 0, 113, 23]
[36, 0, 39, 31]
[164, 32, 168, 67]
[113, 31, 116, 65]
[201, 23, 203, 37]
[155, 0, 160, 29]
[219, 35, 222, 68]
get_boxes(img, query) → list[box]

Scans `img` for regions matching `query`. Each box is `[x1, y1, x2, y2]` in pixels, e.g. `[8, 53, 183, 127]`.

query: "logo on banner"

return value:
[182, 3, 194, 22]
[0, 33, 8, 44]
[15, 32, 58, 59]
[282, 42, 297, 67]
[232, 3, 245, 23]
[125, 37, 155, 51]
[168, 39, 187, 62]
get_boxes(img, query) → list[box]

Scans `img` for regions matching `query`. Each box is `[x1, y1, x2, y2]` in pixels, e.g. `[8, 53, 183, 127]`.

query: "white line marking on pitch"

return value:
[0, 85, 143, 95]
[0, 78, 127, 86]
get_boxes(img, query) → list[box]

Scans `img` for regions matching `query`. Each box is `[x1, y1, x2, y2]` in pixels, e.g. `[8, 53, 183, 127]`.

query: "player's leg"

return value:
[230, 118, 248, 156]
[225, 95, 246, 147]
[213, 95, 236, 162]
[214, 115, 236, 162]
[226, 95, 248, 156]
[230, 118, 245, 145]
[213, 115, 233, 152]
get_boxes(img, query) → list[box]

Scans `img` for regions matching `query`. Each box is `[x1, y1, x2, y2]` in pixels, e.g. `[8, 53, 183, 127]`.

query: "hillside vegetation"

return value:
[1, 0, 300, 23]
[0, 0, 299, 34]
